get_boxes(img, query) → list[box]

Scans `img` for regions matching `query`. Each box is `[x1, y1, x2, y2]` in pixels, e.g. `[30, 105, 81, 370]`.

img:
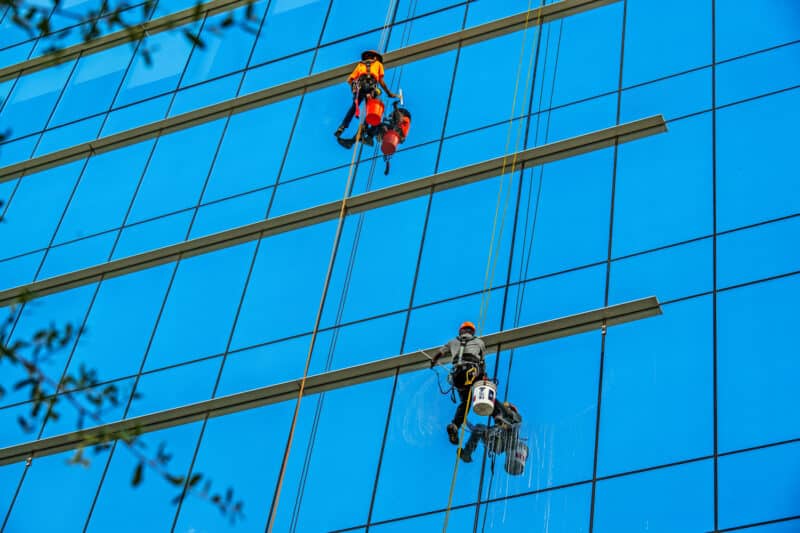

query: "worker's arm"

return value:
[430, 342, 451, 367]
[378, 78, 398, 99]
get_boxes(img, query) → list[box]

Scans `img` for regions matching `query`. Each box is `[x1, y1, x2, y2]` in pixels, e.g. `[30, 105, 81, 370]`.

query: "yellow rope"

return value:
[266, 120, 363, 532]
[441, 2, 542, 530]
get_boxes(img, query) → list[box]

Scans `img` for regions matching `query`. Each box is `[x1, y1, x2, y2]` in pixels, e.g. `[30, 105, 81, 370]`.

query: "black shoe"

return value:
[460, 448, 473, 463]
[361, 135, 374, 146]
[446, 423, 459, 445]
[334, 126, 345, 138]
[337, 137, 355, 149]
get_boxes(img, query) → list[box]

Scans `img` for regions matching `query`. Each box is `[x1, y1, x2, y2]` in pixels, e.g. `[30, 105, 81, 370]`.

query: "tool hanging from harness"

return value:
[380, 100, 412, 175]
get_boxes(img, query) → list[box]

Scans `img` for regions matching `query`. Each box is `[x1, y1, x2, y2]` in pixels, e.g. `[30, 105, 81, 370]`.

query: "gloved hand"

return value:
[430, 354, 441, 368]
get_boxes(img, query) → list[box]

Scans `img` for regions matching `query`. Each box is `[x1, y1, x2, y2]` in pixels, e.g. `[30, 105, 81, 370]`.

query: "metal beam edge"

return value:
[0, 0, 249, 84]
[0, 0, 620, 182]
[0, 296, 661, 466]
[0, 115, 666, 307]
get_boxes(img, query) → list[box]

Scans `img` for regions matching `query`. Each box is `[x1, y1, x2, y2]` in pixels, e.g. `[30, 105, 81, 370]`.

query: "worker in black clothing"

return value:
[335, 50, 398, 145]
[430, 321, 487, 445]
[460, 401, 522, 464]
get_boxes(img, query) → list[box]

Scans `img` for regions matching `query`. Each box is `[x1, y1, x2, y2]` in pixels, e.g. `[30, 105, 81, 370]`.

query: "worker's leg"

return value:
[446, 387, 470, 445]
[461, 424, 486, 463]
[336, 91, 366, 136]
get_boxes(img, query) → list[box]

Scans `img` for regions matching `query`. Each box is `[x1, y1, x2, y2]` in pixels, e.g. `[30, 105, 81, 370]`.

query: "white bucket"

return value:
[504, 441, 528, 476]
[471, 380, 496, 417]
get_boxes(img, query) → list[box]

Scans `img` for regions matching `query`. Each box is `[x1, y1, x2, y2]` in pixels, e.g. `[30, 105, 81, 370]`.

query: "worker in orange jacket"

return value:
[334, 50, 398, 143]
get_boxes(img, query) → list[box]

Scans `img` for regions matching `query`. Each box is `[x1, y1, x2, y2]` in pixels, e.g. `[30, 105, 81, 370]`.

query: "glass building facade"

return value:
[1, 0, 799, 531]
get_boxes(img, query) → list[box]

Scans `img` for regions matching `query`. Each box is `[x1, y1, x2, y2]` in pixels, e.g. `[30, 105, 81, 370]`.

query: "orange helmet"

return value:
[361, 49, 384, 62]
[459, 321, 476, 333]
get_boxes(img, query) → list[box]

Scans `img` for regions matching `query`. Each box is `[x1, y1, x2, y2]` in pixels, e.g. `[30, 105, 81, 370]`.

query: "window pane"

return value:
[111, 210, 194, 260]
[4, 447, 112, 532]
[50, 45, 132, 126]
[371, 370, 481, 521]
[128, 358, 220, 418]
[718, 275, 800, 452]
[716, 0, 800, 61]
[127, 120, 226, 224]
[0, 62, 73, 138]
[613, 114, 712, 256]
[180, 2, 267, 87]
[719, 442, 800, 530]
[621, 68, 711, 123]
[202, 97, 300, 203]
[320, 197, 427, 326]
[55, 141, 155, 244]
[414, 176, 517, 305]
[609, 238, 712, 305]
[717, 89, 800, 231]
[114, 29, 195, 107]
[271, 379, 393, 531]
[231, 222, 336, 349]
[2, 284, 96, 408]
[0, 161, 83, 261]
[599, 297, 713, 476]
[510, 150, 613, 281]
[478, 484, 591, 533]
[500, 333, 599, 491]
[38, 232, 116, 279]
[172, 401, 295, 533]
[594, 460, 714, 533]
[321, 0, 392, 43]
[623, 0, 710, 86]
[145, 242, 256, 371]
[85, 423, 202, 533]
[189, 189, 271, 239]
[250, 0, 329, 64]
[718, 218, 800, 289]
[545, 4, 622, 107]
[445, 30, 536, 136]
[716, 42, 800, 107]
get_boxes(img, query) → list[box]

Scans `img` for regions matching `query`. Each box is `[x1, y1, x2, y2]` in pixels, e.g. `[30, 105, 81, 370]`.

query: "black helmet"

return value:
[361, 49, 383, 62]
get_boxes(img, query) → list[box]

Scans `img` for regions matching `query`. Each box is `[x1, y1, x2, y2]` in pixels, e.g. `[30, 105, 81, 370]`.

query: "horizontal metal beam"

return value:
[0, 296, 662, 466]
[0, 0, 251, 84]
[0, 115, 667, 307]
[0, 0, 619, 182]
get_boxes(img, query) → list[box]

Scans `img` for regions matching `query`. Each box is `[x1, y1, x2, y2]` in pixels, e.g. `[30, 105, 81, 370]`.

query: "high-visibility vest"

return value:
[348, 59, 384, 84]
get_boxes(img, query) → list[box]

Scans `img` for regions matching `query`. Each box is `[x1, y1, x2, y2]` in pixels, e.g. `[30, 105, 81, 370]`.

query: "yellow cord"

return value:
[441, 1, 543, 530]
[266, 120, 364, 532]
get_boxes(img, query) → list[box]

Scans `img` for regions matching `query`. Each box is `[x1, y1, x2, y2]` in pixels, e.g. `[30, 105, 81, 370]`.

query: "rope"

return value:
[441, 2, 542, 531]
[480, 17, 565, 533]
[267, 2, 400, 528]
[266, 120, 363, 533]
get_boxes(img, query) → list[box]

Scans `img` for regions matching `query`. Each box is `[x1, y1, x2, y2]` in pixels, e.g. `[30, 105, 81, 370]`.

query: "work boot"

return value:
[446, 423, 459, 445]
[361, 134, 374, 146]
[460, 448, 472, 463]
[334, 125, 345, 138]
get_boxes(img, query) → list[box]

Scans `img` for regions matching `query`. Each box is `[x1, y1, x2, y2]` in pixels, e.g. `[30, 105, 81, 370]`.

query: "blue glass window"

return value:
[85, 423, 202, 533]
[609, 238, 713, 305]
[621, 68, 712, 123]
[594, 460, 714, 533]
[478, 484, 591, 533]
[613, 114, 712, 256]
[3, 448, 112, 532]
[718, 217, 800, 289]
[718, 275, 800, 452]
[599, 297, 713, 476]
[249, 0, 330, 65]
[716, 0, 800, 61]
[0, 61, 73, 139]
[66, 264, 174, 382]
[716, 89, 800, 231]
[231, 222, 336, 349]
[716, 42, 800, 107]
[719, 442, 800, 530]
[623, 0, 711, 86]
[145, 242, 256, 371]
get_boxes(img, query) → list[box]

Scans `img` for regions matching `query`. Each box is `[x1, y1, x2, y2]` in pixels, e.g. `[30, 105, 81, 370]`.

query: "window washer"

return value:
[460, 401, 522, 464]
[334, 50, 398, 147]
[430, 321, 487, 445]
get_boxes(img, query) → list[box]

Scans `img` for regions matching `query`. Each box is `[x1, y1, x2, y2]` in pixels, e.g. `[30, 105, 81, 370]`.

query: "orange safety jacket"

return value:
[348, 59, 384, 84]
